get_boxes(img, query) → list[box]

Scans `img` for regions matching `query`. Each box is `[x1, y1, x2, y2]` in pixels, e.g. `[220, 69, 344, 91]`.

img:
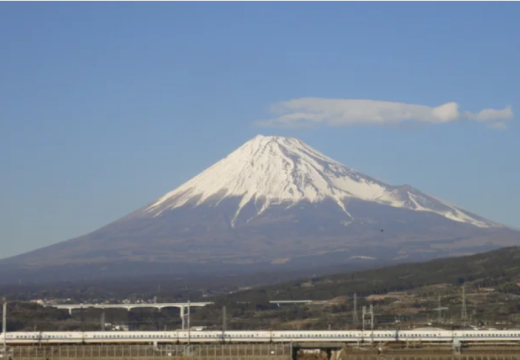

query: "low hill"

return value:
[3, 247, 520, 331]
[222, 246, 520, 304]
[183, 246, 520, 330]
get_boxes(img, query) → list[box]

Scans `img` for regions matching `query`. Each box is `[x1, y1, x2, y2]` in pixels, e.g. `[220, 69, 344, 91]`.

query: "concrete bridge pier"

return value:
[291, 346, 342, 360]
[330, 349, 343, 360]
[325, 349, 342, 360]
[319, 349, 342, 360]
[180, 305, 186, 330]
[325, 349, 332, 359]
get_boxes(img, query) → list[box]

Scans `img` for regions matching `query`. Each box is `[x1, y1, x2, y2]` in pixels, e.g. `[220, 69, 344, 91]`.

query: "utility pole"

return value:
[100, 309, 105, 331]
[181, 306, 185, 330]
[368, 304, 375, 343]
[2, 299, 6, 359]
[432, 294, 448, 325]
[352, 293, 358, 326]
[438, 295, 442, 323]
[370, 304, 374, 333]
[461, 285, 468, 324]
[222, 306, 227, 340]
[187, 300, 191, 345]
[362, 305, 374, 341]
[362, 306, 366, 332]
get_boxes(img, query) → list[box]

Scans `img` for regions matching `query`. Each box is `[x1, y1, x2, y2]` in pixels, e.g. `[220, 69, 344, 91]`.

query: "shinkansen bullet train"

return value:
[2, 330, 520, 345]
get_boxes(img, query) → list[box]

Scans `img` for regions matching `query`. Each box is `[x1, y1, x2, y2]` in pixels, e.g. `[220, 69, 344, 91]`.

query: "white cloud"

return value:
[465, 106, 513, 122]
[487, 122, 508, 131]
[257, 98, 513, 130]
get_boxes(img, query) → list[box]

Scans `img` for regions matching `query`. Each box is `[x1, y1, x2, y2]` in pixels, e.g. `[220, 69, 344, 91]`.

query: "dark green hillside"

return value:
[185, 247, 520, 330]
[222, 246, 520, 303]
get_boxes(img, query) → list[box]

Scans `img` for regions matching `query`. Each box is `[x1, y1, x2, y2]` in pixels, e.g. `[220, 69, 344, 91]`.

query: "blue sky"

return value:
[1, 3, 519, 258]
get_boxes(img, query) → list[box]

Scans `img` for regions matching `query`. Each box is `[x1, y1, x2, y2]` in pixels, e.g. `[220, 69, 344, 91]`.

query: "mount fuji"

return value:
[2, 135, 519, 279]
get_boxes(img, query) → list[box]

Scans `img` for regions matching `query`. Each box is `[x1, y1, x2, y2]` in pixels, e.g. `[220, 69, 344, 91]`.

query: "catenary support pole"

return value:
[461, 285, 468, 324]
[101, 309, 105, 331]
[2, 299, 6, 359]
[187, 300, 191, 345]
[180, 306, 185, 330]
[353, 293, 358, 326]
[222, 306, 227, 341]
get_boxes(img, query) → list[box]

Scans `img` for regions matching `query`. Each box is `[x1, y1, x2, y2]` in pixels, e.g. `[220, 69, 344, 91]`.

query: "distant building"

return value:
[106, 324, 130, 331]
[30, 299, 45, 305]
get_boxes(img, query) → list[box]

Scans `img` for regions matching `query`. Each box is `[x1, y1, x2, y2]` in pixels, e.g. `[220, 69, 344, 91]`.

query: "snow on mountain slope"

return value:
[143, 135, 499, 228]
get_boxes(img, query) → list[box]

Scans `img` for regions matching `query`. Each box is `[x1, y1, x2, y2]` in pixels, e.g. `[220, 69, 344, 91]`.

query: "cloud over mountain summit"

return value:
[258, 98, 513, 129]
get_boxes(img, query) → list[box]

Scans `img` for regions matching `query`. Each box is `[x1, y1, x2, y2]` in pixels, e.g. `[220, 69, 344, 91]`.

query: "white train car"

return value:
[213, 331, 271, 343]
[2, 329, 520, 345]
[2, 331, 83, 345]
[453, 330, 520, 342]
[398, 330, 453, 343]
[271, 331, 396, 343]
[84, 331, 170, 344]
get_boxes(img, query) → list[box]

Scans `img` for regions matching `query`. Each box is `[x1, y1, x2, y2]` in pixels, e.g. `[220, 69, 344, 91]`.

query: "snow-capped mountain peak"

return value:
[143, 135, 498, 228]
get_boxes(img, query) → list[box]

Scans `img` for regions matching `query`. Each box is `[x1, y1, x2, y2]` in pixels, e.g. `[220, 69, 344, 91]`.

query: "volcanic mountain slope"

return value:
[3, 135, 519, 276]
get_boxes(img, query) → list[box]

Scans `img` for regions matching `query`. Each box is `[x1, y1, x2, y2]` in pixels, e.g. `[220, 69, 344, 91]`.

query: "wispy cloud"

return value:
[487, 122, 508, 131]
[465, 106, 513, 122]
[257, 98, 513, 130]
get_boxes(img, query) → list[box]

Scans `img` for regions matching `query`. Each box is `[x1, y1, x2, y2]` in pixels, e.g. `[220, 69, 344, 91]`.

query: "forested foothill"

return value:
[2, 247, 520, 331]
